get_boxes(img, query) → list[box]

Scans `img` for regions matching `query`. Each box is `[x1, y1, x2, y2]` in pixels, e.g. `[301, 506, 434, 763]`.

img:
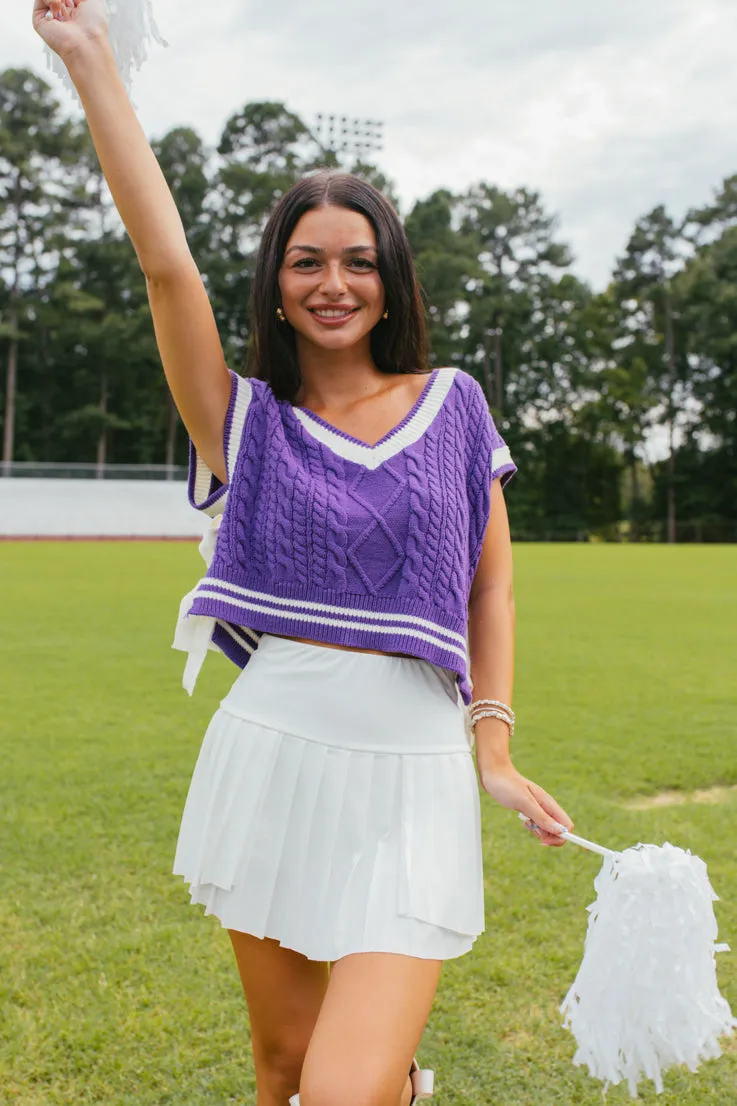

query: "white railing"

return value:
[0, 474, 201, 539]
[2, 462, 188, 481]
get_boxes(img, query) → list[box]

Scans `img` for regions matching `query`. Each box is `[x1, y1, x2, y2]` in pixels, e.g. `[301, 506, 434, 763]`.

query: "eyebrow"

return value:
[284, 244, 378, 256]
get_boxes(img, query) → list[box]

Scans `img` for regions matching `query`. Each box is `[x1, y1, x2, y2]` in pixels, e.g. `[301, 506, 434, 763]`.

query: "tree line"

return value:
[1, 66, 735, 541]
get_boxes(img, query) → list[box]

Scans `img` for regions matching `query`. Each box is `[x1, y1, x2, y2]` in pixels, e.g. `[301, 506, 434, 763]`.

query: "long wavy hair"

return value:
[248, 171, 428, 402]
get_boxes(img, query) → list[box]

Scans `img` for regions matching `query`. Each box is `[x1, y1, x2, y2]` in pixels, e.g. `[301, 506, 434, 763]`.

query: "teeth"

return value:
[312, 309, 355, 318]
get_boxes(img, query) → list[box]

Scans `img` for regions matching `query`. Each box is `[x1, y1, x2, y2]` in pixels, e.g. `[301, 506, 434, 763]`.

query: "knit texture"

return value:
[180, 367, 516, 704]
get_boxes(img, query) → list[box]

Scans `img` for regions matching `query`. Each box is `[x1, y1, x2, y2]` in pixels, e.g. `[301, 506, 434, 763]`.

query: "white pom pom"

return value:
[45, 0, 167, 102]
[561, 842, 737, 1097]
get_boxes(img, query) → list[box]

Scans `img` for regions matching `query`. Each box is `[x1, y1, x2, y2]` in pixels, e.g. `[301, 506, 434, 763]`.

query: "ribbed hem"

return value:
[186, 576, 473, 705]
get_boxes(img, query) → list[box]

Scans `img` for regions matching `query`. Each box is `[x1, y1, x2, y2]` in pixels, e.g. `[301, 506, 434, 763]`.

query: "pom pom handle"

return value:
[518, 812, 616, 858]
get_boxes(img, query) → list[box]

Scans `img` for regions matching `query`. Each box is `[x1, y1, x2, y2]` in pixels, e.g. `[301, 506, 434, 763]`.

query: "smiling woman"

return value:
[250, 171, 428, 408]
[279, 207, 387, 366]
[34, 5, 574, 1105]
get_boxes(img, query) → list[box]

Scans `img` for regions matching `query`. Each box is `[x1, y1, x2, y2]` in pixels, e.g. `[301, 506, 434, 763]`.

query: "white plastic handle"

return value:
[518, 812, 616, 858]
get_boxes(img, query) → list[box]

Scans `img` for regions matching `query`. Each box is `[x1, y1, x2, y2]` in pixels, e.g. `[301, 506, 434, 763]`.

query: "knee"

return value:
[256, 1037, 306, 1100]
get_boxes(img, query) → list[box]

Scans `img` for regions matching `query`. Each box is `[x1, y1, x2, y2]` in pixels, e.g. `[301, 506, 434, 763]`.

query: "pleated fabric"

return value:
[173, 634, 485, 962]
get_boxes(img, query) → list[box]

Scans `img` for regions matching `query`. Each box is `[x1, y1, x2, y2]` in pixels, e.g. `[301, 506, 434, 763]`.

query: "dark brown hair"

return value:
[248, 171, 428, 402]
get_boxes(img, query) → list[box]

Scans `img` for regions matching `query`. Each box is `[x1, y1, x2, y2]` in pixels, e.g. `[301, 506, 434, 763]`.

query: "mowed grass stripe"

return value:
[1, 542, 735, 1104]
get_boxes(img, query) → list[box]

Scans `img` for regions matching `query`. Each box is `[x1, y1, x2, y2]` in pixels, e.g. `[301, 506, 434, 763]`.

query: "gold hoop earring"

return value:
[276, 306, 286, 322]
[382, 310, 389, 320]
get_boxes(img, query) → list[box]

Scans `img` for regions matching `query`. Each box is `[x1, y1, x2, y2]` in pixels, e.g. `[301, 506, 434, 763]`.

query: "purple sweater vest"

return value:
[176, 366, 516, 704]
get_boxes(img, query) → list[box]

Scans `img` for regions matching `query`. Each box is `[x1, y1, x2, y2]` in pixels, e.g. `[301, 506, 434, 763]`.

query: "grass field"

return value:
[1, 542, 735, 1105]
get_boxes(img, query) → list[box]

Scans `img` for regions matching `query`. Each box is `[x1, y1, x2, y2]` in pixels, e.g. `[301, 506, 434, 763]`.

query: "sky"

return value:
[6, 0, 737, 290]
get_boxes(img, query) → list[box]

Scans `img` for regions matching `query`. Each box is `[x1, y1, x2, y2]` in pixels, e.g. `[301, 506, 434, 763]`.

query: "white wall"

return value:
[0, 479, 204, 539]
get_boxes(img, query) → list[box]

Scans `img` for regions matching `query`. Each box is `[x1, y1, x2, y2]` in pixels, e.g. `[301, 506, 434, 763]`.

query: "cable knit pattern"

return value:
[322, 454, 349, 592]
[399, 434, 434, 600]
[180, 367, 517, 705]
[273, 449, 295, 583]
[301, 424, 333, 591]
[290, 461, 311, 585]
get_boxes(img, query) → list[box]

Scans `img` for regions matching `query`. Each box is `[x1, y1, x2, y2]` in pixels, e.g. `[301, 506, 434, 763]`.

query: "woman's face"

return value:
[278, 205, 386, 354]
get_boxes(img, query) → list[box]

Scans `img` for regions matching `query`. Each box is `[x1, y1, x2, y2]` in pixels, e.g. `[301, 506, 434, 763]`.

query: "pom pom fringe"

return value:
[561, 842, 737, 1098]
[45, 0, 167, 101]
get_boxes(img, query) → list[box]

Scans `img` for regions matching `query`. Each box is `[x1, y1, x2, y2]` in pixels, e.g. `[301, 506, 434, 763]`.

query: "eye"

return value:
[349, 258, 376, 270]
[293, 257, 319, 269]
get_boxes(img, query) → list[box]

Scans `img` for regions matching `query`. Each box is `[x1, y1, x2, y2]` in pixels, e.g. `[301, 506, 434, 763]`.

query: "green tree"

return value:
[611, 205, 692, 541]
[405, 189, 480, 367]
[674, 225, 737, 535]
[0, 67, 82, 474]
[458, 184, 572, 417]
[205, 102, 318, 370]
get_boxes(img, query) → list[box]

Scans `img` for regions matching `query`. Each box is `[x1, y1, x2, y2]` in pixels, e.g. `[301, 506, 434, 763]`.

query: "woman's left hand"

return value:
[478, 758, 574, 847]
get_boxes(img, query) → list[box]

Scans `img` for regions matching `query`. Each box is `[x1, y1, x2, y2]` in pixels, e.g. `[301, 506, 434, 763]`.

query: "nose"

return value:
[319, 260, 348, 298]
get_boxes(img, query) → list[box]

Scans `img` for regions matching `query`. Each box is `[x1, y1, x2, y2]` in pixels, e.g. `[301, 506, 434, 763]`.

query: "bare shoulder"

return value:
[405, 369, 434, 399]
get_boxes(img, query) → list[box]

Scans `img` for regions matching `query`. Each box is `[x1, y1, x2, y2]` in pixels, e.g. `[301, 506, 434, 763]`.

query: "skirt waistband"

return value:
[219, 634, 471, 754]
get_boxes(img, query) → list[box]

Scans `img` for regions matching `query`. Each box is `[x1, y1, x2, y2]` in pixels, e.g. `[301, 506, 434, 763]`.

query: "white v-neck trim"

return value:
[291, 368, 459, 470]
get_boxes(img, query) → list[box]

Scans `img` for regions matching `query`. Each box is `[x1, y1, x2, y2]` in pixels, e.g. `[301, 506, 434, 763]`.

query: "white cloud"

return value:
[4, 0, 737, 287]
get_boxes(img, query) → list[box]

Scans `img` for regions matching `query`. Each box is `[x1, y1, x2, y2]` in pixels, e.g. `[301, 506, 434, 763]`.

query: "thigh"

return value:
[229, 930, 329, 1070]
[300, 952, 442, 1105]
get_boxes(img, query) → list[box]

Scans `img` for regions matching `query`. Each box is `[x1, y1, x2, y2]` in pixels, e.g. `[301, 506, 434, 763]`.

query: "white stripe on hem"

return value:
[491, 445, 513, 473]
[198, 577, 468, 648]
[216, 620, 260, 654]
[190, 374, 254, 518]
[193, 589, 469, 664]
[226, 376, 253, 481]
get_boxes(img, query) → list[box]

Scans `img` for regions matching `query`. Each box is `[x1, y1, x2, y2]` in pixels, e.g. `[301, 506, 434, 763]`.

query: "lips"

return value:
[307, 305, 361, 328]
[308, 306, 360, 320]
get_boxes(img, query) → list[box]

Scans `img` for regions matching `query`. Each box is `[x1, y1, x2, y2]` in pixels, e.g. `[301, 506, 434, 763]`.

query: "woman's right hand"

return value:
[478, 758, 574, 847]
[32, 0, 109, 62]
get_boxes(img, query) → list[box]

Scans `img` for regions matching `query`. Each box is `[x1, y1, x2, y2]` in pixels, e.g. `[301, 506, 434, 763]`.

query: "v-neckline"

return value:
[291, 369, 439, 450]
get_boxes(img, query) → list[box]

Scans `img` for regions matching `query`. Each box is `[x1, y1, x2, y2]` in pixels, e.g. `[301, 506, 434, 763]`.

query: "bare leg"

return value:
[229, 930, 330, 1106]
[298, 951, 442, 1106]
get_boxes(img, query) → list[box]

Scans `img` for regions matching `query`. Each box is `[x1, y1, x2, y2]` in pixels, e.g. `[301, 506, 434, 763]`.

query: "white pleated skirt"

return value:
[173, 633, 485, 962]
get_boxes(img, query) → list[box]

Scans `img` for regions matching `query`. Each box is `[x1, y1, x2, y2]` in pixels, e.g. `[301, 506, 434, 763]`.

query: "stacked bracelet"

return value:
[469, 698, 515, 737]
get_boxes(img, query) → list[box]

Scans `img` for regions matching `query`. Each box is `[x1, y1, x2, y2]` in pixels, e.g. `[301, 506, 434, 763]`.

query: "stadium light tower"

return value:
[313, 114, 385, 162]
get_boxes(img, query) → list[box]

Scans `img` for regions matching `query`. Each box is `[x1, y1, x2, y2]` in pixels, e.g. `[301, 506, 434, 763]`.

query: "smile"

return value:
[308, 307, 360, 320]
[307, 306, 361, 328]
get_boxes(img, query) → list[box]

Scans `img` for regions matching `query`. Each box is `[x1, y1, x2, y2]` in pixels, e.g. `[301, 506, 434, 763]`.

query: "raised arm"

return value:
[34, 0, 230, 482]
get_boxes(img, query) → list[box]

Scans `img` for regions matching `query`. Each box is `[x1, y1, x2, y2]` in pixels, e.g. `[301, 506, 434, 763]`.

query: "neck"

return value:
[294, 336, 384, 410]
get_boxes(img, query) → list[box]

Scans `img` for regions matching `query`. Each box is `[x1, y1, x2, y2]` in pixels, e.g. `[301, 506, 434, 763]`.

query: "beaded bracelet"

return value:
[468, 698, 515, 738]
[471, 709, 515, 737]
[470, 698, 515, 723]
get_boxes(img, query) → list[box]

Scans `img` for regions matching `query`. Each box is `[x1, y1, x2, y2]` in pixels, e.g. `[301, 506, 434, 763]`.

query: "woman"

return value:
[35, 3, 574, 1104]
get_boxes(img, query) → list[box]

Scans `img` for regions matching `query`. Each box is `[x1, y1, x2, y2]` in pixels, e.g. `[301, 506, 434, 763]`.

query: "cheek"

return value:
[365, 275, 385, 307]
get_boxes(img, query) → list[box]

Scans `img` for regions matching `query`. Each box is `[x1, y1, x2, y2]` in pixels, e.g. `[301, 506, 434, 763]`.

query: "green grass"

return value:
[0, 542, 735, 1105]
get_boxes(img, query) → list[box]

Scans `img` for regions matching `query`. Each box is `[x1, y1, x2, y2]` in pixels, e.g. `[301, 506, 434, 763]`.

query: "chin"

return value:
[301, 322, 378, 350]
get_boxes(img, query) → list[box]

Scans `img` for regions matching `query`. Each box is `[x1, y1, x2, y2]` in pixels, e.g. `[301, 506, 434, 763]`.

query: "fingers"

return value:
[522, 793, 568, 838]
[519, 786, 573, 848]
[43, 0, 76, 21]
[522, 816, 567, 848]
[528, 782, 574, 833]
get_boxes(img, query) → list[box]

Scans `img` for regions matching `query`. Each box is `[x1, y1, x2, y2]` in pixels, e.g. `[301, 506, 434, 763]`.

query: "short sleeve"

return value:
[486, 411, 517, 488]
[465, 374, 517, 576]
[187, 370, 254, 518]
